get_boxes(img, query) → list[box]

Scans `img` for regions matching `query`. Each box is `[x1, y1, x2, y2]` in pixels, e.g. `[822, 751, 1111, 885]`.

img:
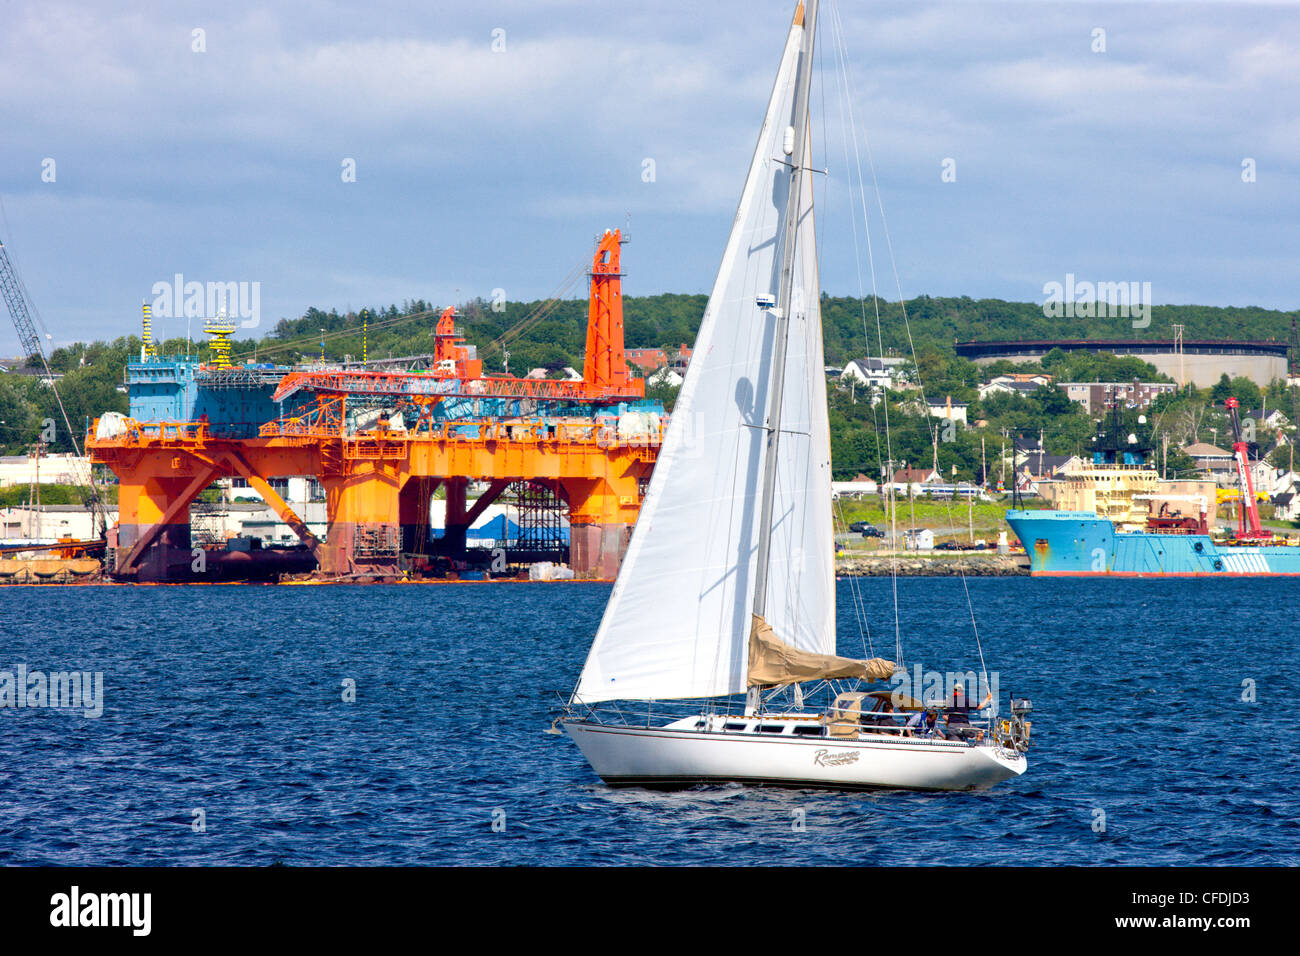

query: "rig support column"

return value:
[563, 473, 641, 579]
[322, 465, 401, 578]
[116, 470, 212, 580]
[399, 476, 440, 557]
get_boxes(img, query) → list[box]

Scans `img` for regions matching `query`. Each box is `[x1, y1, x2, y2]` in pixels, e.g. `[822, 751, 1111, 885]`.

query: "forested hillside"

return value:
[3, 294, 1295, 479]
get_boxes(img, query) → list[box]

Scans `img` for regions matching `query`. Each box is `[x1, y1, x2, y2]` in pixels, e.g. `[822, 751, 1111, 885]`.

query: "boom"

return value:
[1225, 397, 1267, 540]
[0, 238, 109, 537]
[0, 240, 43, 361]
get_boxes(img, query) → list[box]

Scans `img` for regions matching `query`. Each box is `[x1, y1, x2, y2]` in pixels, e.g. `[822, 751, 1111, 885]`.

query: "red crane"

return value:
[1225, 397, 1268, 540]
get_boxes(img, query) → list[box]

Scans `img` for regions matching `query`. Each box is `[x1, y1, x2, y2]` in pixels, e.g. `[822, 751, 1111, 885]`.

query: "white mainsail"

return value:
[574, 7, 834, 705]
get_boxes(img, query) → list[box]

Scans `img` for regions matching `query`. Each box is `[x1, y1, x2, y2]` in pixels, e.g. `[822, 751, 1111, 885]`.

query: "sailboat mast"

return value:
[752, 0, 819, 619]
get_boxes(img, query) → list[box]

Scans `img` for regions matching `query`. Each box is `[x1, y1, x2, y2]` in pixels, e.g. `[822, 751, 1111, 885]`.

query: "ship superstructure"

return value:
[1007, 395, 1300, 576]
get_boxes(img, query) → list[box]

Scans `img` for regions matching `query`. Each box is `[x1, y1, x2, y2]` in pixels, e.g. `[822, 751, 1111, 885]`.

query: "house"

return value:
[840, 356, 906, 389]
[1249, 460, 1276, 495]
[887, 467, 940, 496]
[228, 475, 322, 503]
[1244, 408, 1290, 430]
[647, 366, 684, 388]
[1267, 469, 1300, 495]
[977, 373, 1052, 400]
[1182, 442, 1236, 483]
[891, 467, 939, 485]
[1018, 452, 1082, 480]
[1013, 452, 1084, 495]
[902, 528, 934, 551]
[0, 454, 94, 488]
[1270, 472, 1300, 519]
[626, 344, 691, 375]
[1060, 380, 1177, 415]
[925, 396, 968, 426]
[1273, 491, 1299, 521]
[831, 476, 878, 497]
[626, 348, 668, 373]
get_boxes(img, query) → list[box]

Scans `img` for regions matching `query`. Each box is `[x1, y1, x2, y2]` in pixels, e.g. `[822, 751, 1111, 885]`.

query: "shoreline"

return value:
[835, 552, 1029, 576]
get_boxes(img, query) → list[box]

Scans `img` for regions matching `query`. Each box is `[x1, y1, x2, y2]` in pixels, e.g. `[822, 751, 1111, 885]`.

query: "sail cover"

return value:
[574, 7, 836, 704]
[747, 616, 895, 688]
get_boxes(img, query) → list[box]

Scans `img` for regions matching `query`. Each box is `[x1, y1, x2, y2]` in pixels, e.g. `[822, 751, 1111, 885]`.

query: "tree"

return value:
[0, 378, 41, 453]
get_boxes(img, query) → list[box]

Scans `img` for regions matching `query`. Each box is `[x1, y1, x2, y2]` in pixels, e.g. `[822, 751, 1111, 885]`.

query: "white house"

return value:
[0, 454, 93, 488]
[1245, 408, 1290, 431]
[227, 475, 322, 504]
[831, 478, 878, 497]
[648, 367, 684, 388]
[977, 374, 1050, 400]
[926, 397, 968, 426]
[902, 528, 934, 551]
[840, 356, 906, 389]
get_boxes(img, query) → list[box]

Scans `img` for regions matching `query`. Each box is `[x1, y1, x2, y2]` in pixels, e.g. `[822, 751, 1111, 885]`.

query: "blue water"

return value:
[0, 578, 1295, 865]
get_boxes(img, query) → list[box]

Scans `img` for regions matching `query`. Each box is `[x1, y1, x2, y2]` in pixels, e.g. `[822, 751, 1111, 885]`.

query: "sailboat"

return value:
[562, 0, 1029, 791]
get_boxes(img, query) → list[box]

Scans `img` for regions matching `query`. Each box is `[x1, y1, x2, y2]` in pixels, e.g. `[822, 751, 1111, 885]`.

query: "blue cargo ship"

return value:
[1006, 396, 1300, 576]
[1005, 509, 1300, 576]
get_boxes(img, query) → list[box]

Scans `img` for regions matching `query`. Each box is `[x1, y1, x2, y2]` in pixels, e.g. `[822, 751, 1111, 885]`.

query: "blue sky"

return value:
[1, 0, 1297, 353]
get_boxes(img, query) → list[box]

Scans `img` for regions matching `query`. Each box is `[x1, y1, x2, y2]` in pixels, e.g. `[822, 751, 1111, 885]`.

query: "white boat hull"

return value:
[564, 720, 1026, 792]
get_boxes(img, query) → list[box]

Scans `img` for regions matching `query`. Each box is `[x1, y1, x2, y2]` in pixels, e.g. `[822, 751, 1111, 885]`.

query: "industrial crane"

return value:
[0, 238, 109, 540]
[1225, 396, 1268, 541]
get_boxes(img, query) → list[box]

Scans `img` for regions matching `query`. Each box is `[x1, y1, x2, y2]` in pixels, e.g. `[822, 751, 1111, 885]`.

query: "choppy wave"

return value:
[0, 578, 1294, 865]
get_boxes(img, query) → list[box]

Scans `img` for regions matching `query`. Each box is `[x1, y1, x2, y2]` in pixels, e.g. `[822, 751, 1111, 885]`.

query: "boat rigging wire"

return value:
[827, 0, 988, 687]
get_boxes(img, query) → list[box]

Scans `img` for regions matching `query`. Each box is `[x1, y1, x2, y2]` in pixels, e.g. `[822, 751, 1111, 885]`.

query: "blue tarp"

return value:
[431, 514, 568, 544]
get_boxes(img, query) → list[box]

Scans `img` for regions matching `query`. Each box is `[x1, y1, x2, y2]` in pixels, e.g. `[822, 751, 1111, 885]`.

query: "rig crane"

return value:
[0, 238, 109, 539]
[1225, 396, 1268, 541]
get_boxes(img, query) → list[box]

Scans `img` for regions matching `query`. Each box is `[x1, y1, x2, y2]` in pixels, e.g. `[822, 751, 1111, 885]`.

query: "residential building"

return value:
[831, 475, 878, 497]
[0, 453, 93, 488]
[626, 348, 668, 373]
[902, 528, 934, 551]
[840, 356, 906, 390]
[1182, 442, 1236, 484]
[1060, 380, 1177, 415]
[925, 396, 968, 425]
[977, 373, 1052, 400]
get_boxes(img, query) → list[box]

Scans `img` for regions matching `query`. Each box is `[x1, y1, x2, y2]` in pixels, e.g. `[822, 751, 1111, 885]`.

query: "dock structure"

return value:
[88, 229, 664, 582]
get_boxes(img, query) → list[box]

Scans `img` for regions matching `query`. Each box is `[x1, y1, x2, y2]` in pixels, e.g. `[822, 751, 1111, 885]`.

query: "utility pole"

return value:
[968, 487, 974, 542]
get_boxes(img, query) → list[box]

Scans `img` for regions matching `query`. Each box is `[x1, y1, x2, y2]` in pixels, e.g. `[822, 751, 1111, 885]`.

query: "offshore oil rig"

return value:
[85, 229, 666, 582]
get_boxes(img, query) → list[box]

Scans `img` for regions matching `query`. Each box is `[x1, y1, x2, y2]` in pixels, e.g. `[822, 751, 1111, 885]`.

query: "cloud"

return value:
[0, 0, 1297, 354]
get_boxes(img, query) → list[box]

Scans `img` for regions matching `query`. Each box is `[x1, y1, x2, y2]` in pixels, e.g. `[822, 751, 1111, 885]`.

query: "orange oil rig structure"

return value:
[87, 229, 666, 582]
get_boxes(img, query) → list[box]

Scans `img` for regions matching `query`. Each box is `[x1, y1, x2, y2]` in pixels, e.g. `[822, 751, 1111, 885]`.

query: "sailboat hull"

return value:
[564, 720, 1026, 792]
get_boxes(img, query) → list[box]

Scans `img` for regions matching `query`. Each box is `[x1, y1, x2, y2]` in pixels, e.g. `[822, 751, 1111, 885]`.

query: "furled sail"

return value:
[747, 616, 896, 688]
[574, 5, 836, 705]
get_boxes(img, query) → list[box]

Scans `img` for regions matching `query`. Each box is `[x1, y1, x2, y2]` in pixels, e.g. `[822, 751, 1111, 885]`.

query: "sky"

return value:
[1, 0, 1297, 353]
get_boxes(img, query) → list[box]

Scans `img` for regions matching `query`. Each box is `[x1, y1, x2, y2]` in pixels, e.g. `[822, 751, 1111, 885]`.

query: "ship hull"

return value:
[564, 719, 1025, 792]
[1006, 509, 1300, 576]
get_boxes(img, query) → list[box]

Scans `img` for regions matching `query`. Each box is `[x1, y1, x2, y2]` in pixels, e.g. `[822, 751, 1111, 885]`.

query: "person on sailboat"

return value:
[903, 708, 924, 737]
[944, 687, 983, 740]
